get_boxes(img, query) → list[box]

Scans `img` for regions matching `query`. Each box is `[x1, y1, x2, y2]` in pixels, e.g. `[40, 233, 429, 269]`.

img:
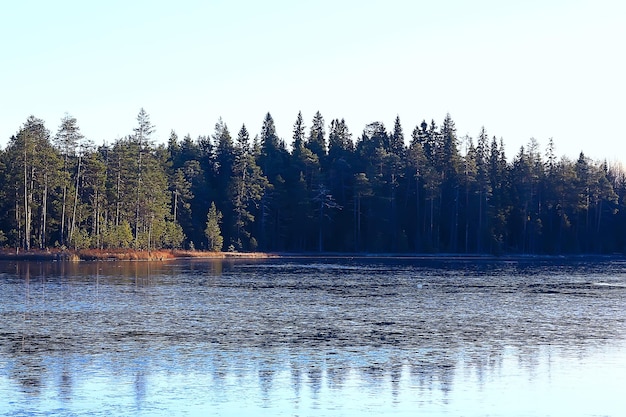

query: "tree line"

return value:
[1, 108, 625, 254]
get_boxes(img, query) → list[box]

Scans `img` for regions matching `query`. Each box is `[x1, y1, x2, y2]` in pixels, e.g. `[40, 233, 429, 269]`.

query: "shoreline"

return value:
[0, 248, 277, 262]
[0, 249, 623, 262]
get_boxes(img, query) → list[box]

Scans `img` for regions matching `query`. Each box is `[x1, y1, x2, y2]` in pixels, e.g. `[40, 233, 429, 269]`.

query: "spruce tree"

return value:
[474, 127, 490, 251]
[328, 118, 353, 162]
[307, 111, 326, 162]
[326, 118, 354, 247]
[213, 118, 235, 244]
[205, 201, 223, 252]
[229, 125, 268, 251]
[390, 115, 406, 158]
[292, 111, 305, 154]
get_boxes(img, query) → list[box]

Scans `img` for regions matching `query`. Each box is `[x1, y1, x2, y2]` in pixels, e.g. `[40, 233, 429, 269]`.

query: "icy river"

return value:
[1, 257, 625, 416]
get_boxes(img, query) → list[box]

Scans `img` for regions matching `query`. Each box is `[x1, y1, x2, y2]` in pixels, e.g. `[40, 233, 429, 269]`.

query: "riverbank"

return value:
[0, 248, 276, 261]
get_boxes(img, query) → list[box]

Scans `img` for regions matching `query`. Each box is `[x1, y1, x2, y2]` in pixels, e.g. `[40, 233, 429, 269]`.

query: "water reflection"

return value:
[1, 258, 626, 416]
[8, 258, 230, 285]
[2, 344, 626, 416]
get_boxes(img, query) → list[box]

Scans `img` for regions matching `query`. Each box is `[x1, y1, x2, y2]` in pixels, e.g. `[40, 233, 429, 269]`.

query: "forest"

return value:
[1, 108, 625, 255]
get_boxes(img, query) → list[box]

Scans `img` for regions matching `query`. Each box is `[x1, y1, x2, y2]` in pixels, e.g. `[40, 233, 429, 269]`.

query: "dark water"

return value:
[1, 258, 625, 416]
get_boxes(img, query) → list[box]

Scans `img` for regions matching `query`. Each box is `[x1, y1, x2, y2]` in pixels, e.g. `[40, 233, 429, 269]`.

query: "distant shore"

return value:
[0, 248, 623, 262]
[0, 248, 276, 261]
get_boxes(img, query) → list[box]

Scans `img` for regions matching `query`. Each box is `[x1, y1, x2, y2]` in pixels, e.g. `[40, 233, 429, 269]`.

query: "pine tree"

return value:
[132, 108, 155, 247]
[4, 116, 56, 250]
[54, 114, 84, 245]
[81, 147, 107, 248]
[68, 138, 91, 246]
[106, 138, 135, 228]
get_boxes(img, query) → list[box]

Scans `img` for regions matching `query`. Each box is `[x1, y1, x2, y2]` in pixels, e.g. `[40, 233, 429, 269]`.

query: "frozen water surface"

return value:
[1, 258, 625, 416]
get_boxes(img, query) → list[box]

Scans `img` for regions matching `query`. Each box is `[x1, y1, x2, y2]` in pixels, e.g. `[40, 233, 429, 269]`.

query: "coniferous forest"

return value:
[1, 108, 625, 255]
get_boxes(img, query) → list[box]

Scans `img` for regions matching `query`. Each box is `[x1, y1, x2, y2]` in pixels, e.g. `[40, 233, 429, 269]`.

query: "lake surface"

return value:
[1, 257, 625, 416]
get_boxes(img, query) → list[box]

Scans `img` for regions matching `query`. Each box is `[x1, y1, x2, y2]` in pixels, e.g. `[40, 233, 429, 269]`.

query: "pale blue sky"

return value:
[1, 0, 624, 161]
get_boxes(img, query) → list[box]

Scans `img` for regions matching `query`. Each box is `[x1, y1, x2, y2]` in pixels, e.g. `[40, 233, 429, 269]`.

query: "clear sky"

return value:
[1, 0, 624, 162]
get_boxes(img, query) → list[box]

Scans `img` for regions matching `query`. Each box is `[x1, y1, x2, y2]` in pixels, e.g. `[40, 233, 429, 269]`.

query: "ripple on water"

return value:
[1, 258, 625, 416]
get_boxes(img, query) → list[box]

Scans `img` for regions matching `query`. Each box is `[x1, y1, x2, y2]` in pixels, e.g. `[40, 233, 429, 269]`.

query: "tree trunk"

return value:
[61, 185, 67, 245]
[429, 197, 435, 246]
[70, 155, 82, 245]
[116, 159, 121, 227]
[23, 146, 30, 251]
[465, 186, 469, 253]
[135, 140, 143, 248]
[173, 188, 180, 224]
[353, 195, 358, 252]
[41, 172, 48, 249]
[477, 190, 484, 253]
[318, 200, 324, 252]
[415, 176, 420, 252]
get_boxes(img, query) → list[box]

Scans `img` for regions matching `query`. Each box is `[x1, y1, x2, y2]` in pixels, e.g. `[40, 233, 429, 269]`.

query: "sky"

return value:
[1, 0, 624, 162]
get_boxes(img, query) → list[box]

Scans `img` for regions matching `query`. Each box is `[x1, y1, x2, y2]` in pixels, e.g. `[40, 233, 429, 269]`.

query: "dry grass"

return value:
[76, 249, 175, 261]
[0, 248, 276, 261]
[170, 250, 275, 259]
[77, 249, 276, 261]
